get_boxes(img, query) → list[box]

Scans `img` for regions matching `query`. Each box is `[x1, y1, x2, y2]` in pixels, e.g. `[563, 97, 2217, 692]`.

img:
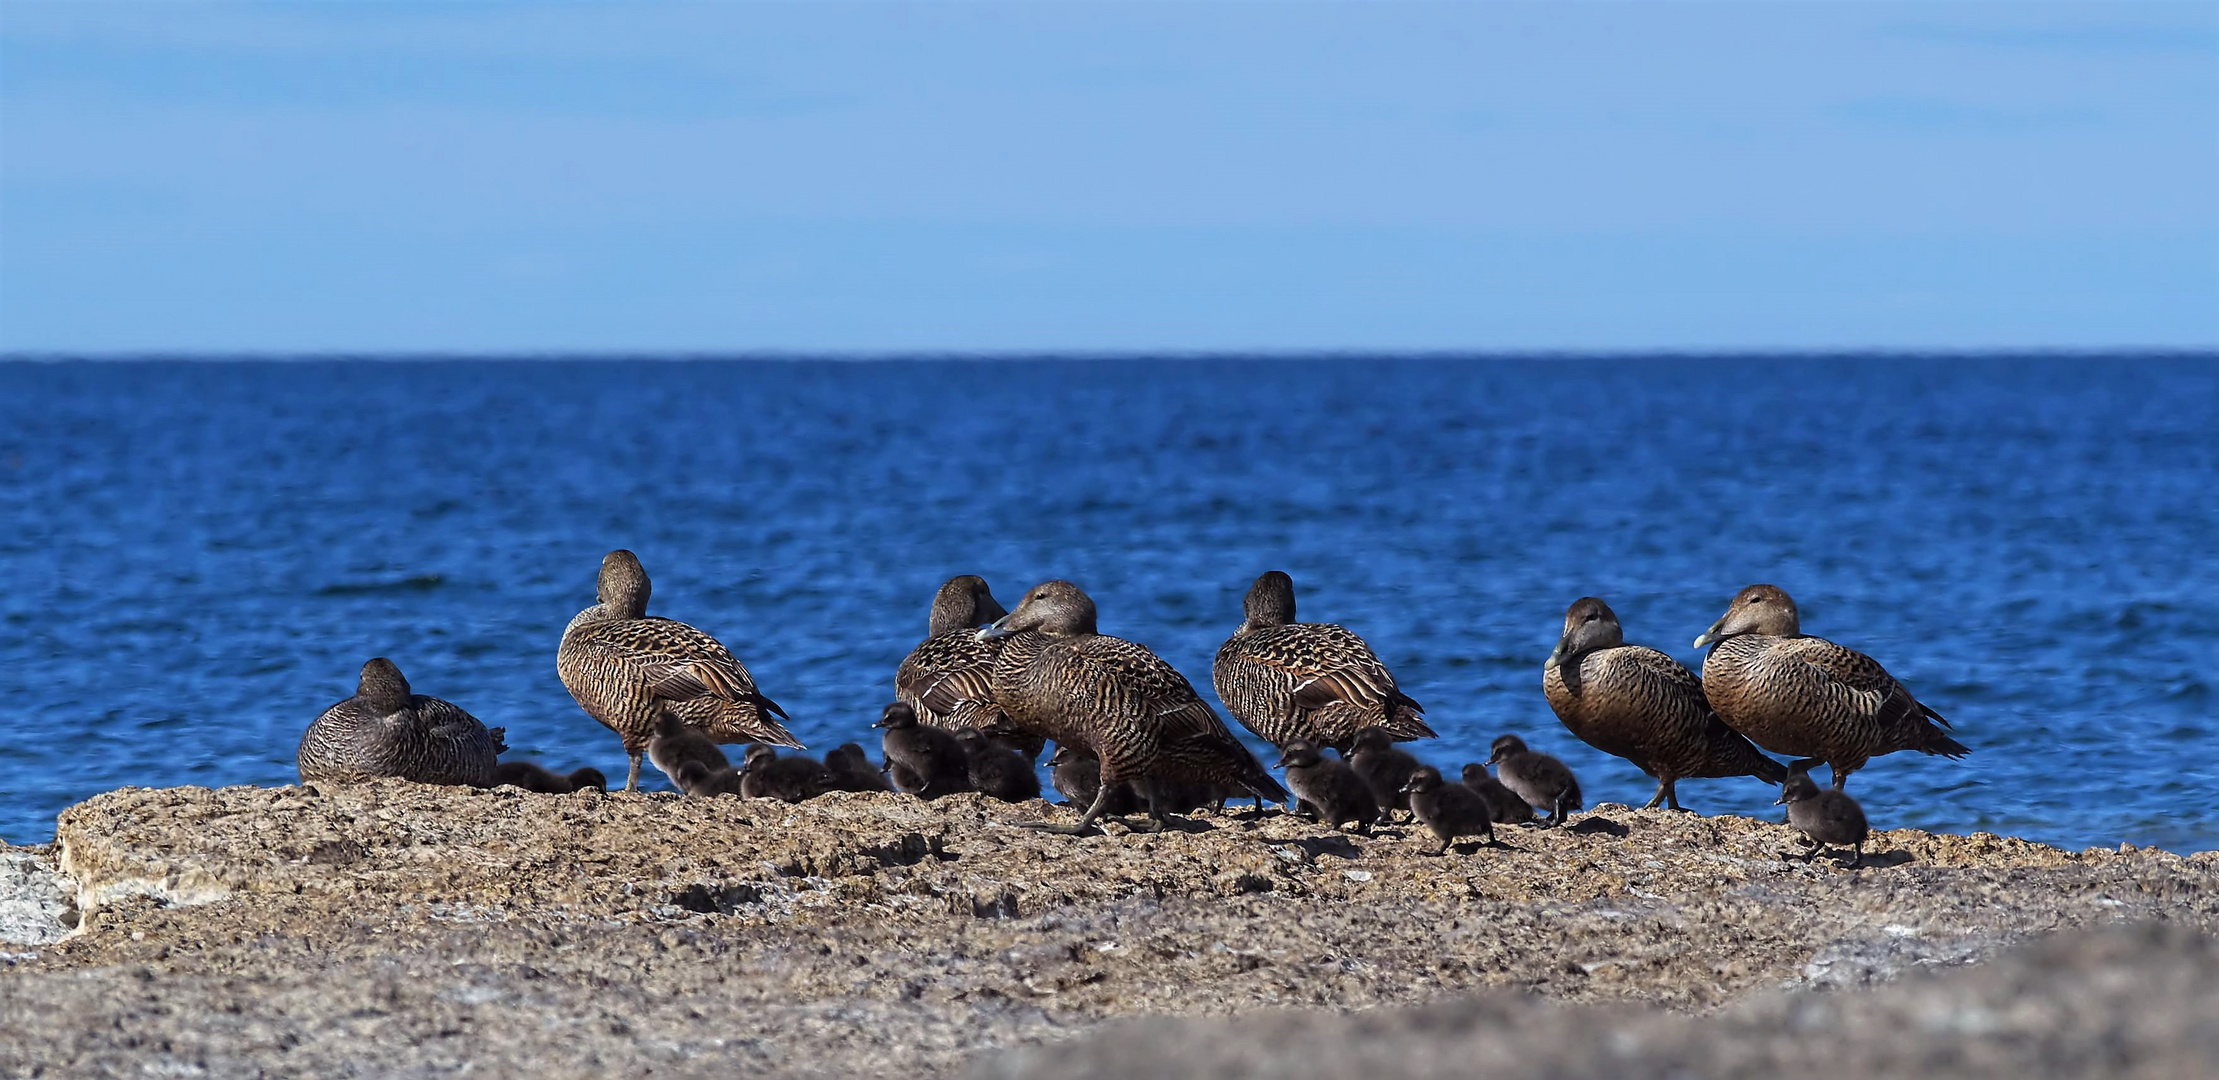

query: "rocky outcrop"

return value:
[0, 782, 2213, 1077]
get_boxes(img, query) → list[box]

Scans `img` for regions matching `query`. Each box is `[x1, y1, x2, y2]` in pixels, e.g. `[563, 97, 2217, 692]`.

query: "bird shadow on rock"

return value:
[1567, 816, 1629, 838]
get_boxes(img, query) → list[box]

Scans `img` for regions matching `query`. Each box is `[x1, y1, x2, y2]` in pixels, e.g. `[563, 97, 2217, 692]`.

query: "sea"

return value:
[1, 355, 2212, 852]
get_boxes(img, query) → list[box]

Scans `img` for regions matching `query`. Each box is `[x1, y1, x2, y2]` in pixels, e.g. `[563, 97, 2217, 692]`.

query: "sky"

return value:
[1, 1, 2213, 354]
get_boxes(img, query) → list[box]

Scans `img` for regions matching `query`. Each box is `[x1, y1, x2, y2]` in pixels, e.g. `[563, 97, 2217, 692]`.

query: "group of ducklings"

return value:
[302, 551, 1963, 869]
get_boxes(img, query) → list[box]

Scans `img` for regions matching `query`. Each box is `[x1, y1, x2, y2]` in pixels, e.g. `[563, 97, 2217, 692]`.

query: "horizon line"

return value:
[5, 345, 2215, 364]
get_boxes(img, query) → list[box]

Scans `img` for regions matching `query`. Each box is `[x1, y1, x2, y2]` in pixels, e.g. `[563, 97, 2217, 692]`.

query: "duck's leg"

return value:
[625, 752, 643, 793]
[1829, 762, 1858, 792]
[1022, 780, 1117, 835]
[1642, 778, 1673, 810]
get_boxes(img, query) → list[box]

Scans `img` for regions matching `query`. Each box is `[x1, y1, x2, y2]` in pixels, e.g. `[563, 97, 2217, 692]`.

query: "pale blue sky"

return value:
[2, 1, 2213, 353]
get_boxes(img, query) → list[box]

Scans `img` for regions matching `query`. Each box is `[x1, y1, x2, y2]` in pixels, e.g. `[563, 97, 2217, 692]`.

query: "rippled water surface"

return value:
[1, 356, 2213, 850]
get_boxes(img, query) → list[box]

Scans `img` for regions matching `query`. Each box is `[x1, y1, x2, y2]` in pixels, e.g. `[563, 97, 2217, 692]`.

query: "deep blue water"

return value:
[1, 357, 2213, 852]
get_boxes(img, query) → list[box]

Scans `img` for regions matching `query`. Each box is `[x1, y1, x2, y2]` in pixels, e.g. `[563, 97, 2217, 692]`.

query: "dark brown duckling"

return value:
[488, 761, 605, 794]
[1047, 744, 1145, 815]
[822, 742, 892, 793]
[1347, 725, 1422, 818]
[1487, 734, 1583, 826]
[1274, 740, 1379, 834]
[739, 745, 834, 803]
[674, 759, 743, 797]
[1776, 770, 1870, 867]
[874, 701, 971, 799]
[1402, 766, 1495, 853]
[1459, 763, 1536, 825]
[954, 728, 1043, 802]
[647, 710, 732, 790]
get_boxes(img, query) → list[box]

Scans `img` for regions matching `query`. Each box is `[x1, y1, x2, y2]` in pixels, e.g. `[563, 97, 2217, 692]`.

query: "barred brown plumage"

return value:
[297, 658, 505, 787]
[1693, 584, 1968, 792]
[1544, 596, 1788, 810]
[894, 576, 1040, 754]
[556, 550, 798, 792]
[982, 580, 1287, 835]
[1213, 571, 1433, 753]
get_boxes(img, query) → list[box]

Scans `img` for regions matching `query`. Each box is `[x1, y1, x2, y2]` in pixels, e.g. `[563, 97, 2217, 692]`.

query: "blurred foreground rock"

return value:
[0, 782, 2211, 1077]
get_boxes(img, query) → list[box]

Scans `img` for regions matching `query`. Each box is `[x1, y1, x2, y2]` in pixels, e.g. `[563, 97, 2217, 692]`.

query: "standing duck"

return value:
[557, 549, 799, 792]
[981, 580, 1287, 834]
[1213, 571, 1433, 753]
[894, 575, 1018, 739]
[1693, 584, 1967, 791]
[298, 658, 505, 787]
[1544, 596, 1787, 809]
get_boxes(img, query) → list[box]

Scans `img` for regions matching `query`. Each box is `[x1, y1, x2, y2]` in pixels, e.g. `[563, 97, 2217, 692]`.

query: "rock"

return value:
[978, 923, 2219, 1080]
[0, 782, 2210, 1078]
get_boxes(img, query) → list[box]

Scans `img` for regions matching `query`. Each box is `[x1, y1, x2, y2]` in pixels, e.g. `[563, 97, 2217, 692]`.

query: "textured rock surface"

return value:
[982, 923, 2219, 1080]
[0, 783, 2212, 1077]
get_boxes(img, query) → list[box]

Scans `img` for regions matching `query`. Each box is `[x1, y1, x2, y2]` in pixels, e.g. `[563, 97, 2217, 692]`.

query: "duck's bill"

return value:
[1545, 635, 1570, 667]
[1692, 620, 1726, 649]
[976, 617, 1016, 642]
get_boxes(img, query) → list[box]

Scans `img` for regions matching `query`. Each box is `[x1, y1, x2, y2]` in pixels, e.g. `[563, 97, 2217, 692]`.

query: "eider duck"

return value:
[1046, 745, 1146, 816]
[1776, 768, 1870, 867]
[874, 702, 972, 798]
[674, 760, 744, 797]
[1486, 734, 1583, 826]
[981, 580, 1287, 834]
[647, 710, 733, 789]
[298, 658, 505, 787]
[489, 761, 606, 794]
[1213, 571, 1433, 753]
[1545, 596, 1788, 809]
[1693, 584, 1967, 791]
[893, 576, 1033, 748]
[557, 549, 799, 792]
[1459, 763, 1535, 825]
[1275, 739, 1378, 834]
[822, 743, 893, 793]
[738, 745, 833, 803]
[1347, 726, 1423, 818]
[954, 728, 1043, 802]
[1403, 766, 1496, 853]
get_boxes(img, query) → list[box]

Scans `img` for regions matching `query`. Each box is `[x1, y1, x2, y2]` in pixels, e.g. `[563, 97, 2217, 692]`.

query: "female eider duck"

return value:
[1545, 596, 1787, 810]
[981, 580, 1287, 834]
[1693, 584, 1967, 792]
[1213, 571, 1433, 753]
[557, 549, 800, 792]
[298, 658, 505, 787]
[893, 576, 1042, 755]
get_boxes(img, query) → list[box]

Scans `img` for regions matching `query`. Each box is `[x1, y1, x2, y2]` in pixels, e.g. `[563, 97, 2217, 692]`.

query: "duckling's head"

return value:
[1273, 739, 1324, 769]
[1401, 765, 1445, 796]
[1486, 734, 1531, 765]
